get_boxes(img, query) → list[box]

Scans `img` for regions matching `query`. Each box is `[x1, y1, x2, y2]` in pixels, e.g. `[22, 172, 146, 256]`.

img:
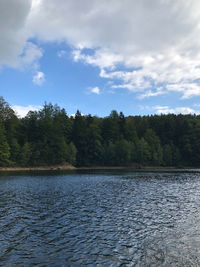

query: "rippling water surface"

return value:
[1, 170, 200, 266]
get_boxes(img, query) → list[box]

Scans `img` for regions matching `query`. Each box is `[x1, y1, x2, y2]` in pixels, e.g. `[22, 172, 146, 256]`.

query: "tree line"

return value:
[0, 96, 200, 167]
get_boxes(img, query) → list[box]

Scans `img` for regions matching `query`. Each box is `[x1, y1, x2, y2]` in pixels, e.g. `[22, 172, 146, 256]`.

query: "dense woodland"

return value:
[0, 96, 200, 167]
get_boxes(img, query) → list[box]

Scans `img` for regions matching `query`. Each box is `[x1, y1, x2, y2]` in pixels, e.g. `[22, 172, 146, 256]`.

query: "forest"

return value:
[0, 96, 200, 167]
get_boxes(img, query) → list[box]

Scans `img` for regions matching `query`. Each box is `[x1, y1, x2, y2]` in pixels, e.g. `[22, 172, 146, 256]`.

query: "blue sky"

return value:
[1, 0, 200, 117]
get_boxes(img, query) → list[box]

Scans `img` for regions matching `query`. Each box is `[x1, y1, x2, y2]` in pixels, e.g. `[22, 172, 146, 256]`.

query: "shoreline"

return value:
[0, 164, 76, 172]
[0, 165, 199, 172]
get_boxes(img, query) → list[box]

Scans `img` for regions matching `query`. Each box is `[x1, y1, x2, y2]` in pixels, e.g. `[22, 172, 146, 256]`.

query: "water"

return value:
[1, 170, 200, 266]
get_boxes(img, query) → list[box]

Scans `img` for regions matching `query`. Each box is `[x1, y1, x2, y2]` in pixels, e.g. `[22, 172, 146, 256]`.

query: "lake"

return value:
[1, 170, 200, 266]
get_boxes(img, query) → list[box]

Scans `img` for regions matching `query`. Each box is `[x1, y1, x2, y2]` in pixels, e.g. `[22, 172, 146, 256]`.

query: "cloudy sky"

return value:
[1, 0, 200, 117]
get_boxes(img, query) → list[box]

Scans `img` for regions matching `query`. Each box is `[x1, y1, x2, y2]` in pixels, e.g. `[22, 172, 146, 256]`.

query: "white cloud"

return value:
[32, 71, 45, 85]
[90, 87, 100, 95]
[138, 89, 165, 99]
[18, 42, 43, 70]
[0, 0, 32, 68]
[2, 0, 200, 98]
[167, 83, 200, 99]
[12, 104, 42, 117]
[73, 49, 123, 70]
[154, 106, 200, 115]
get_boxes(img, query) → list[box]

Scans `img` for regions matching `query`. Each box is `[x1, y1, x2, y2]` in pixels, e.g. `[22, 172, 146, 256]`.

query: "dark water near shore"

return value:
[1, 171, 200, 266]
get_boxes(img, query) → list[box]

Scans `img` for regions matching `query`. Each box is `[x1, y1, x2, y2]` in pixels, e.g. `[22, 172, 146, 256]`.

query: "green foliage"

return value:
[144, 129, 163, 165]
[1, 96, 200, 167]
[10, 138, 21, 164]
[67, 142, 77, 165]
[0, 97, 19, 165]
[87, 122, 103, 165]
[72, 110, 88, 166]
[136, 138, 151, 165]
[103, 142, 116, 166]
[0, 120, 10, 166]
[102, 110, 120, 143]
[115, 139, 131, 165]
[20, 142, 32, 166]
[163, 144, 173, 166]
[0, 140, 10, 166]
